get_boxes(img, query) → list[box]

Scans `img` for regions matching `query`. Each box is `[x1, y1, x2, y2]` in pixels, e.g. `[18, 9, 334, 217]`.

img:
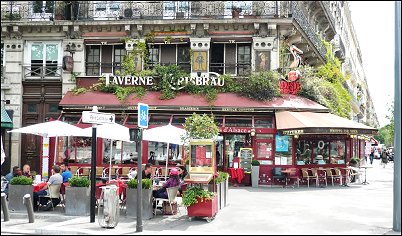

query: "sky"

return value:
[348, 1, 395, 127]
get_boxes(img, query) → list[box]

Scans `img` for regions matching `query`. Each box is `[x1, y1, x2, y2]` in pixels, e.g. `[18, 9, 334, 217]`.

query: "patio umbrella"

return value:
[8, 120, 85, 165]
[142, 124, 187, 179]
[80, 123, 131, 181]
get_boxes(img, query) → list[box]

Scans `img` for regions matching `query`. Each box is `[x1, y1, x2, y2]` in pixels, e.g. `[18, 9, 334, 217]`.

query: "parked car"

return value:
[387, 147, 394, 162]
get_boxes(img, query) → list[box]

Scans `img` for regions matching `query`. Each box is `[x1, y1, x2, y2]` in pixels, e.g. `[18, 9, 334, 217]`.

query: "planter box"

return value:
[187, 195, 218, 218]
[65, 186, 90, 216]
[8, 185, 33, 212]
[251, 166, 260, 188]
[126, 188, 153, 220]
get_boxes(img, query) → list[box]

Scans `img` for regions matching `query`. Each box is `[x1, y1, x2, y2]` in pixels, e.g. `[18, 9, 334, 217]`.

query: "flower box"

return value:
[187, 194, 218, 218]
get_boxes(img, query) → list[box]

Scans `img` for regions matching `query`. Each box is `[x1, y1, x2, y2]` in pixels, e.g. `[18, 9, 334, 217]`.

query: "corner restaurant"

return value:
[51, 76, 377, 186]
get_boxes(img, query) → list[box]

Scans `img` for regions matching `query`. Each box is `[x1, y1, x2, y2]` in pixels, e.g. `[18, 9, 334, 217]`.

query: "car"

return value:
[374, 149, 381, 159]
[387, 147, 394, 162]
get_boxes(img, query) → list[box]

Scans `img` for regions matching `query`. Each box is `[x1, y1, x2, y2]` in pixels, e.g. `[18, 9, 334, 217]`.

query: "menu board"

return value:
[239, 148, 252, 160]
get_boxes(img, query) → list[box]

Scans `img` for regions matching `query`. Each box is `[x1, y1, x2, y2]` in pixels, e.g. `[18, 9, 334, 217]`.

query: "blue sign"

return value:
[138, 103, 149, 128]
[275, 135, 289, 152]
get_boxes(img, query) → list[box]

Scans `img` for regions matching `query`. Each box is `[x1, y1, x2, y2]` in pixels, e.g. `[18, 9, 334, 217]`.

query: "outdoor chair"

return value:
[153, 186, 180, 215]
[69, 166, 79, 176]
[271, 167, 285, 187]
[301, 168, 318, 188]
[77, 167, 90, 177]
[333, 168, 344, 186]
[118, 167, 133, 180]
[38, 183, 61, 211]
[325, 168, 336, 186]
[312, 168, 327, 187]
[286, 168, 300, 188]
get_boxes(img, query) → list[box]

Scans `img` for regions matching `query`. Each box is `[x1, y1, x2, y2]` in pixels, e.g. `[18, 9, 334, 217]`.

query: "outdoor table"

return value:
[281, 169, 294, 187]
[32, 182, 47, 193]
[359, 165, 373, 185]
[228, 168, 245, 186]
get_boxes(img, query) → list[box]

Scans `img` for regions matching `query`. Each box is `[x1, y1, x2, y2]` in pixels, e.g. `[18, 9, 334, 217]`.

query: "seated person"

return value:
[152, 168, 180, 199]
[60, 162, 73, 183]
[22, 164, 31, 178]
[135, 163, 153, 179]
[148, 151, 156, 165]
[33, 165, 63, 211]
[176, 164, 188, 181]
[4, 166, 22, 194]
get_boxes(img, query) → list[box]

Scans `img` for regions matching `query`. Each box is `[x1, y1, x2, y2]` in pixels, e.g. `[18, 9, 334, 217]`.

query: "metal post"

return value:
[394, 1, 401, 232]
[136, 128, 143, 232]
[1, 193, 10, 222]
[90, 123, 97, 223]
[22, 194, 34, 223]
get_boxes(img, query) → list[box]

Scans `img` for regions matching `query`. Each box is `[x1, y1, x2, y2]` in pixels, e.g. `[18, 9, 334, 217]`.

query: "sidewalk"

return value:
[1, 159, 400, 235]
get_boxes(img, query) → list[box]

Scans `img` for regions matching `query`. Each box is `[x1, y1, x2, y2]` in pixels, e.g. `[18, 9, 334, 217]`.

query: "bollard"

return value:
[22, 194, 34, 223]
[1, 193, 10, 222]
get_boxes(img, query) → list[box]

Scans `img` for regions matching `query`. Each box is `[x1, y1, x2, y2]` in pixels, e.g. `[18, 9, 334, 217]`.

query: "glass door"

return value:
[224, 134, 246, 169]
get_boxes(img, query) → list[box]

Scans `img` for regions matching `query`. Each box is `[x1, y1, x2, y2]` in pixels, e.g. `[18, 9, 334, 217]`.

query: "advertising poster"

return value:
[275, 135, 289, 152]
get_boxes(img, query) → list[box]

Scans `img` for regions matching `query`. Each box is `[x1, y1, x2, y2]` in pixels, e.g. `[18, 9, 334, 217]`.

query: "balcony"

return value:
[23, 64, 62, 81]
[1, 1, 278, 21]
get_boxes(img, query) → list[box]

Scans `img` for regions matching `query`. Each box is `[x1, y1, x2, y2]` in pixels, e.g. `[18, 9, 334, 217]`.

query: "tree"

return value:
[376, 102, 394, 146]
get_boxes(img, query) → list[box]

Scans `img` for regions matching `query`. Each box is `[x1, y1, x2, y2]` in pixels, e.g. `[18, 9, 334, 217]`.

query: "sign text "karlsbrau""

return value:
[104, 72, 225, 91]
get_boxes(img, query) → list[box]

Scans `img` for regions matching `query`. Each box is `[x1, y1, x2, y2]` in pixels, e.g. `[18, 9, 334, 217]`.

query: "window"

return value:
[330, 140, 346, 164]
[224, 117, 252, 127]
[85, 44, 125, 76]
[26, 42, 61, 78]
[148, 44, 190, 72]
[254, 117, 273, 128]
[237, 44, 251, 75]
[149, 142, 182, 164]
[149, 115, 170, 126]
[163, 1, 191, 19]
[275, 135, 293, 165]
[296, 139, 346, 165]
[103, 140, 137, 165]
[60, 137, 93, 164]
[312, 140, 329, 164]
[93, 1, 120, 19]
[31, 1, 54, 20]
[224, 1, 253, 18]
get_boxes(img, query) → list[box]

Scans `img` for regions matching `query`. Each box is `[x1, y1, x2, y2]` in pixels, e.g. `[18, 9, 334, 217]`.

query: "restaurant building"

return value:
[1, 1, 378, 184]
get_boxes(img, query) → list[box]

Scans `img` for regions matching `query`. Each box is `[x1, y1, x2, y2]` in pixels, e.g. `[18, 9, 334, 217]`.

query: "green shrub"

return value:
[68, 176, 90, 187]
[251, 160, 260, 166]
[182, 186, 215, 207]
[215, 171, 229, 184]
[10, 176, 33, 185]
[238, 71, 281, 101]
[127, 178, 152, 189]
[183, 113, 219, 140]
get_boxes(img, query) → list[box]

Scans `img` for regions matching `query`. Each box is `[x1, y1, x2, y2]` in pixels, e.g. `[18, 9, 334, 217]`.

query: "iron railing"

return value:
[210, 62, 252, 76]
[290, 1, 327, 60]
[23, 64, 62, 80]
[1, 1, 278, 21]
[85, 62, 124, 76]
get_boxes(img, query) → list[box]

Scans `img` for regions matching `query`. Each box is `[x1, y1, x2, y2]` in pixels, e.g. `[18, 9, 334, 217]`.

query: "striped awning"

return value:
[1, 106, 13, 129]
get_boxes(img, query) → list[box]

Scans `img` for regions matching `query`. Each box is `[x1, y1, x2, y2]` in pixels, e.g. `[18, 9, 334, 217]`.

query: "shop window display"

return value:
[275, 135, 293, 165]
[313, 140, 329, 164]
[102, 140, 137, 165]
[60, 137, 92, 164]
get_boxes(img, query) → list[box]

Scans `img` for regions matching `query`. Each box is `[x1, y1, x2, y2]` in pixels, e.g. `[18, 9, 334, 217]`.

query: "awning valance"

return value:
[1, 106, 13, 129]
[275, 111, 378, 135]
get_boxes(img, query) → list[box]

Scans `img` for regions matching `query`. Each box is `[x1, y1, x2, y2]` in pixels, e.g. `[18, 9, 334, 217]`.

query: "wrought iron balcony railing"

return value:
[23, 64, 62, 80]
[1, 1, 278, 21]
[290, 1, 327, 60]
[210, 62, 252, 76]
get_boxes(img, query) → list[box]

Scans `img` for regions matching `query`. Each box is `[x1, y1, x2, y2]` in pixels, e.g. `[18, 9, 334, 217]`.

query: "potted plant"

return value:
[55, 1, 66, 20]
[8, 176, 33, 211]
[231, 6, 242, 18]
[251, 160, 260, 188]
[218, 172, 229, 208]
[349, 157, 359, 167]
[209, 172, 223, 209]
[182, 186, 218, 221]
[65, 176, 90, 216]
[125, 178, 153, 220]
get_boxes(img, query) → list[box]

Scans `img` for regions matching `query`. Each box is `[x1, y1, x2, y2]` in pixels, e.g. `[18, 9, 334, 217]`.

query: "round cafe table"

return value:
[359, 165, 373, 185]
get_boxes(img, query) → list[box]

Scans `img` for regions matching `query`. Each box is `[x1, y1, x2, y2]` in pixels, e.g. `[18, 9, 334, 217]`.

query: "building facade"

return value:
[1, 1, 378, 181]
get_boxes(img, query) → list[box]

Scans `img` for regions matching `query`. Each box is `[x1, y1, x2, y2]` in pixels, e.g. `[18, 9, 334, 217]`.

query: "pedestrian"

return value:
[381, 150, 388, 168]
[369, 148, 374, 165]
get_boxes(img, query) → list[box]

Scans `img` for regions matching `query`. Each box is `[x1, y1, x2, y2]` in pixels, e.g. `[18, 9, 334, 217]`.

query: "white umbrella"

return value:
[8, 120, 84, 138]
[1, 135, 5, 165]
[79, 123, 131, 181]
[8, 120, 85, 166]
[142, 124, 187, 179]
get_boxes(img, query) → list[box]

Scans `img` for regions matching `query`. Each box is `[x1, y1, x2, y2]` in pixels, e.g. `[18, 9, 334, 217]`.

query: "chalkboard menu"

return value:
[239, 148, 253, 172]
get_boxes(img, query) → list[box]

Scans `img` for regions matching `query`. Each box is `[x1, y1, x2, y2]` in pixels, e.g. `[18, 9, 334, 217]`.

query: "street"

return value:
[1, 158, 399, 235]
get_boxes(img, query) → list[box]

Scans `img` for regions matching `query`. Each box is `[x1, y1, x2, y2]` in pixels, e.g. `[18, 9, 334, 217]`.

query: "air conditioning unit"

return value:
[125, 40, 137, 51]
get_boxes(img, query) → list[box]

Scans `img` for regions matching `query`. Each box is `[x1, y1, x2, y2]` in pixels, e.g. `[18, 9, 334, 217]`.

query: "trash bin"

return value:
[98, 185, 120, 228]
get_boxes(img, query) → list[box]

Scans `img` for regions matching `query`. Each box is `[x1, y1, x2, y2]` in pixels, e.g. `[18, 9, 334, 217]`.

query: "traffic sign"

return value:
[138, 103, 149, 128]
[82, 111, 115, 124]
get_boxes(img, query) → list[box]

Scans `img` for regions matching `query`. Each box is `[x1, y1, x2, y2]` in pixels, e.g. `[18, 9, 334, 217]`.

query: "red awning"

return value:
[59, 91, 329, 112]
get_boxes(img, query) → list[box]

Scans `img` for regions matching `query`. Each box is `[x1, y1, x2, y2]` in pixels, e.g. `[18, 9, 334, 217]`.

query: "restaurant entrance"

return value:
[223, 134, 252, 169]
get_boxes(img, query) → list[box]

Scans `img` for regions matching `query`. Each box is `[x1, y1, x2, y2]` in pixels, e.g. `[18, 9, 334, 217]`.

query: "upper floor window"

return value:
[24, 42, 62, 79]
[237, 44, 251, 75]
[146, 43, 190, 73]
[163, 1, 191, 19]
[85, 44, 125, 76]
[31, 1, 54, 20]
[93, 1, 120, 20]
[224, 1, 253, 18]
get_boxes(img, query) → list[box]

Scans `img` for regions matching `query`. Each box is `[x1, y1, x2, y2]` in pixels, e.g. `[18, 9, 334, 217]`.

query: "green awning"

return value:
[1, 106, 13, 128]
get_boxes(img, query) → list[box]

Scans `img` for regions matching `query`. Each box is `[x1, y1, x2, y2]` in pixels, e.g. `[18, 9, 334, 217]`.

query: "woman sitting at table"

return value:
[152, 168, 180, 199]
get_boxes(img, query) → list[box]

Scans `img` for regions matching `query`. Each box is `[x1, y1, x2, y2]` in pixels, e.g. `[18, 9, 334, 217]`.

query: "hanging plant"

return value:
[182, 113, 219, 141]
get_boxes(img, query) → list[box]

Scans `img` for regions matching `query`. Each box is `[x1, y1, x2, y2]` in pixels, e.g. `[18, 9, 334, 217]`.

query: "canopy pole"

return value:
[53, 136, 58, 165]
[165, 143, 169, 180]
[109, 139, 113, 181]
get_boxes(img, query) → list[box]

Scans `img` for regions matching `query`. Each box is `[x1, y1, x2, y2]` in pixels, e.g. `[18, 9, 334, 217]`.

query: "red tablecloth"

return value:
[32, 182, 47, 193]
[96, 180, 127, 200]
[228, 168, 245, 184]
